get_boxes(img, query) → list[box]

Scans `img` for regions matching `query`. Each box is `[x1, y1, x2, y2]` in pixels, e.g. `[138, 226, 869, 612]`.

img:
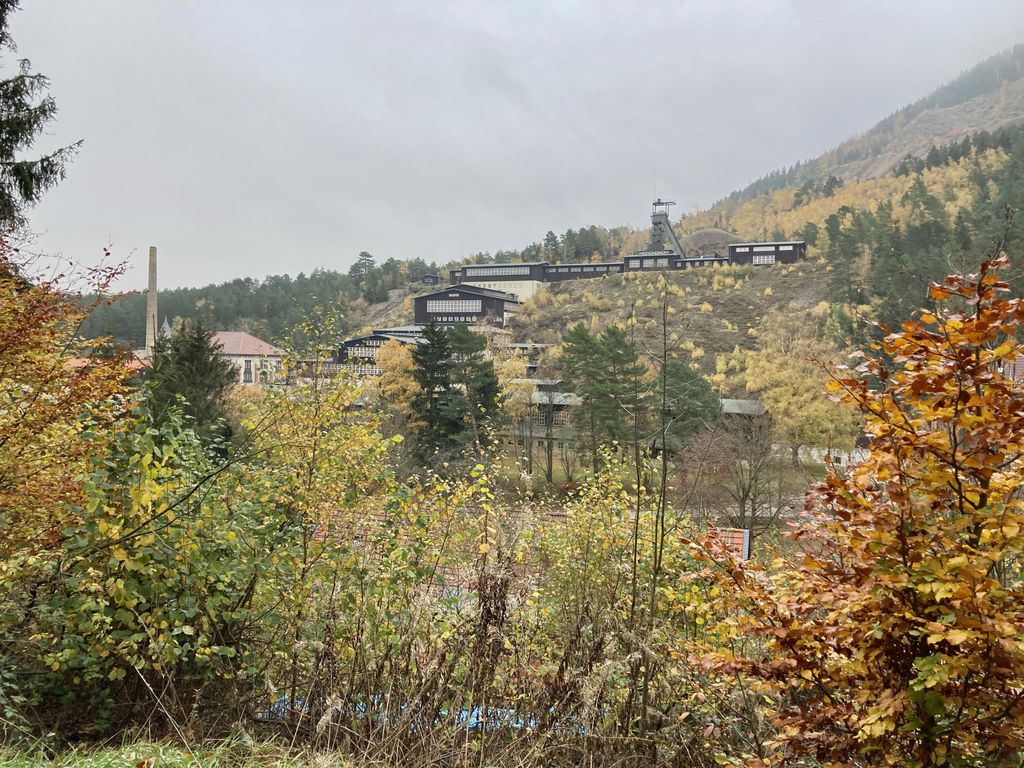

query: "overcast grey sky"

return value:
[11, 1, 1024, 289]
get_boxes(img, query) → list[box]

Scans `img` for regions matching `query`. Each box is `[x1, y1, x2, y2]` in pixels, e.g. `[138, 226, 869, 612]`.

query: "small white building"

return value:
[212, 331, 284, 385]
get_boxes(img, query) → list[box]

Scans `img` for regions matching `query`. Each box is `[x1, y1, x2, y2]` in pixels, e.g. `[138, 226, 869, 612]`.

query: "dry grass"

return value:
[510, 262, 830, 372]
[0, 739, 318, 768]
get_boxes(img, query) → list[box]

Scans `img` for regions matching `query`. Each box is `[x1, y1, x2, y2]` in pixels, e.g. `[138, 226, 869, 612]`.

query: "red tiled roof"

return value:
[712, 527, 751, 561]
[67, 357, 148, 371]
[212, 331, 283, 357]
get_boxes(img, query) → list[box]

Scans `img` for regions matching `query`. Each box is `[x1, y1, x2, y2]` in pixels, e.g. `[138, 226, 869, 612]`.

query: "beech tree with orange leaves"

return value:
[0, 247, 129, 559]
[704, 231, 1024, 767]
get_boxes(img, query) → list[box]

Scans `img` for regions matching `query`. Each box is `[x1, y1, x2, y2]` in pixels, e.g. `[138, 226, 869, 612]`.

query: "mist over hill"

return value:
[718, 43, 1024, 210]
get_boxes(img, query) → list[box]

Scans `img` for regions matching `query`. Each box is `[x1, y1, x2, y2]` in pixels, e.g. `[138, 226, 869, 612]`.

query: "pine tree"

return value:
[447, 323, 500, 446]
[0, 0, 81, 228]
[410, 322, 466, 461]
[348, 251, 375, 281]
[560, 323, 604, 469]
[147, 321, 238, 445]
[561, 323, 649, 471]
[543, 230, 559, 260]
[657, 358, 720, 451]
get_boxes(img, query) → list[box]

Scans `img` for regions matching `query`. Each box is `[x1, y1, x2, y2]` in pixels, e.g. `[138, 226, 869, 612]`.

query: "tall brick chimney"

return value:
[144, 246, 158, 355]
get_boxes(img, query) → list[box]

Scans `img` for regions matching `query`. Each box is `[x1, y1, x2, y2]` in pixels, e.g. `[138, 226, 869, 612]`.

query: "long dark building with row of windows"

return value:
[446, 200, 805, 301]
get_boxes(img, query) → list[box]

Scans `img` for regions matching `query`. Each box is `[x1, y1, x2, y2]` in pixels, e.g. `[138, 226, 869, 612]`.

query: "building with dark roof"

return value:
[414, 284, 519, 327]
[727, 241, 806, 265]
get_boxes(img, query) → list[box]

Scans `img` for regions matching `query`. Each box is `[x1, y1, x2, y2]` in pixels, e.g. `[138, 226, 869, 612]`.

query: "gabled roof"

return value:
[530, 391, 582, 407]
[378, 333, 426, 345]
[422, 284, 519, 302]
[372, 325, 425, 334]
[343, 332, 426, 347]
[212, 331, 283, 357]
[721, 398, 768, 416]
[460, 261, 547, 269]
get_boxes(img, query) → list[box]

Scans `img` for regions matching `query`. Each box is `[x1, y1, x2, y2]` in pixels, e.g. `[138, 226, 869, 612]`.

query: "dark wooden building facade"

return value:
[727, 241, 807, 266]
[448, 262, 548, 285]
[414, 284, 519, 327]
[542, 261, 623, 281]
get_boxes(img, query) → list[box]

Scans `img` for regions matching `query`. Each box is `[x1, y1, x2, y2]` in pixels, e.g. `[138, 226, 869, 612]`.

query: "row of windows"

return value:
[464, 265, 532, 277]
[735, 244, 798, 253]
[426, 299, 483, 313]
[626, 257, 671, 269]
[752, 253, 776, 265]
[347, 346, 379, 359]
[239, 358, 276, 384]
[530, 409, 572, 428]
[344, 363, 381, 376]
[432, 315, 477, 322]
[546, 264, 618, 274]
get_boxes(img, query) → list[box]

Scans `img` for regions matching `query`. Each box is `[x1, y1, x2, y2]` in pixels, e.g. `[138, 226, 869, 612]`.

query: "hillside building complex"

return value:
[336, 199, 807, 379]
[448, 200, 803, 301]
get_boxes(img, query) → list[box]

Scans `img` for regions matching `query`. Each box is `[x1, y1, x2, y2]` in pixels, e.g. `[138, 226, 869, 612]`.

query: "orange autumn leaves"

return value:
[0, 251, 131, 558]
[703, 251, 1024, 767]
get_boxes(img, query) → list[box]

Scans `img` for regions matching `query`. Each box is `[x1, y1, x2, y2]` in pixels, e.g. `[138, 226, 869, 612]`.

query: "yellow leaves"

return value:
[927, 628, 976, 646]
[945, 554, 969, 571]
[858, 713, 895, 739]
[478, 542, 490, 554]
[915, 579, 957, 602]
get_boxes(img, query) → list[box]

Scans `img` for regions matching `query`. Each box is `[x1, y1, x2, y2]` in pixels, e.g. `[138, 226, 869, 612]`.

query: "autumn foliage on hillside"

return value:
[704, 246, 1024, 766]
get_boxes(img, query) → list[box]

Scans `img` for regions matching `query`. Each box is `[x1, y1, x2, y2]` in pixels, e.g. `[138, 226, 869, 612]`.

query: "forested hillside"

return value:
[685, 122, 1024, 332]
[720, 42, 1024, 208]
[82, 225, 650, 346]
[82, 253, 435, 347]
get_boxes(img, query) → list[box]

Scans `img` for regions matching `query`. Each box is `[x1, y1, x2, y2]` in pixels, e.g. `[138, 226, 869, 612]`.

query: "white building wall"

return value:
[221, 354, 282, 385]
[456, 279, 542, 301]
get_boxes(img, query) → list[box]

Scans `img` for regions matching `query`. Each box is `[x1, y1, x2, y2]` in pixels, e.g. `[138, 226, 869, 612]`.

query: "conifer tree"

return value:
[657, 358, 720, 451]
[147, 321, 238, 445]
[0, 0, 80, 228]
[447, 323, 500, 446]
[411, 322, 466, 461]
[562, 323, 649, 471]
